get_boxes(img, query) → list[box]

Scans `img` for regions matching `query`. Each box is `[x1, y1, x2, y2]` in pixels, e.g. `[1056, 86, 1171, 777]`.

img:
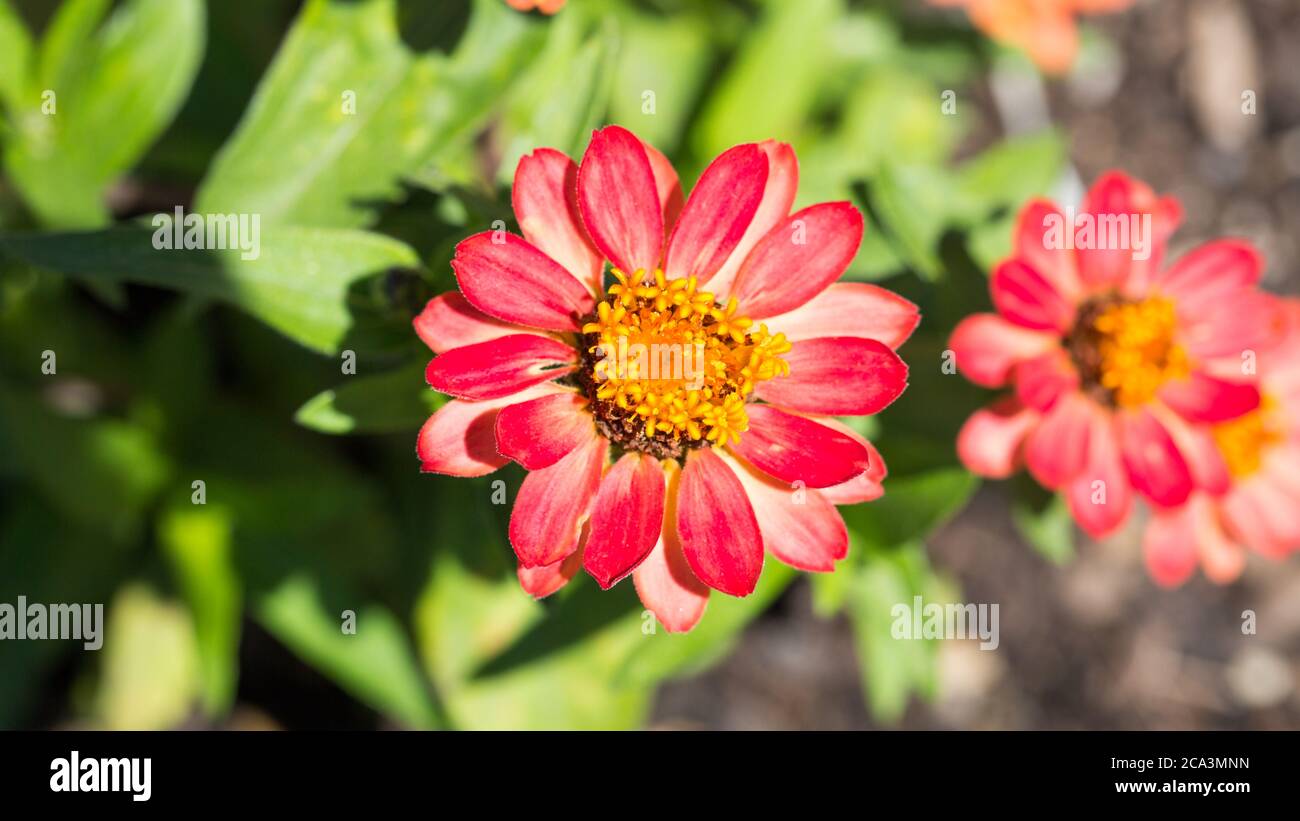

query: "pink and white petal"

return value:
[1159, 372, 1260, 423]
[1222, 478, 1300, 558]
[577, 125, 664, 276]
[753, 337, 908, 416]
[1076, 171, 1180, 293]
[949, 313, 1057, 388]
[416, 383, 564, 477]
[451, 232, 594, 331]
[495, 391, 595, 470]
[676, 447, 764, 597]
[1193, 500, 1246, 584]
[728, 202, 865, 319]
[990, 259, 1076, 332]
[583, 454, 667, 589]
[706, 140, 798, 296]
[634, 463, 710, 632]
[1142, 504, 1199, 588]
[1014, 349, 1080, 412]
[1118, 408, 1194, 508]
[720, 452, 848, 573]
[1024, 392, 1094, 489]
[1179, 290, 1282, 360]
[663, 143, 768, 283]
[956, 396, 1039, 479]
[1014, 199, 1082, 302]
[641, 138, 684, 237]
[414, 292, 532, 354]
[728, 404, 870, 488]
[765, 283, 919, 349]
[518, 542, 586, 599]
[808, 416, 887, 504]
[510, 435, 609, 567]
[512, 148, 603, 293]
[1155, 239, 1262, 317]
[425, 334, 576, 401]
[1149, 403, 1230, 495]
[1065, 410, 1133, 538]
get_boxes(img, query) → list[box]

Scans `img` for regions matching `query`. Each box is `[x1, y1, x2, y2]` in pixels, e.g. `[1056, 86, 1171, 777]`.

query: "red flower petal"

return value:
[721, 452, 847, 573]
[1156, 239, 1262, 317]
[811, 417, 887, 504]
[1179, 290, 1281, 359]
[1159, 372, 1259, 423]
[1014, 199, 1082, 303]
[510, 435, 609, 567]
[518, 544, 585, 599]
[425, 334, 576, 401]
[1118, 408, 1194, 507]
[451, 232, 594, 331]
[1153, 404, 1230, 495]
[729, 404, 871, 488]
[512, 148, 603, 294]
[633, 463, 710, 632]
[766, 283, 919, 349]
[949, 313, 1057, 388]
[728, 202, 864, 319]
[1024, 392, 1094, 489]
[495, 391, 594, 470]
[1143, 503, 1199, 587]
[753, 337, 908, 416]
[577, 125, 664, 276]
[956, 396, 1039, 479]
[676, 448, 763, 597]
[663, 143, 768, 283]
[1065, 409, 1133, 538]
[990, 259, 1075, 331]
[1076, 171, 1180, 292]
[416, 383, 562, 477]
[583, 454, 666, 589]
[706, 140, 797, 295]
[1014, 349, 1080, 412]
[642, 138, 684, 238]
[413, 292, 533, 354]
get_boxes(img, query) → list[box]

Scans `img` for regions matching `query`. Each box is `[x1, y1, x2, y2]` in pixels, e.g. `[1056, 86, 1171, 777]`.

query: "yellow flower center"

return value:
[1070, 295, 1189, 408]
[578, 268, 790, 458]
[1211, 395, 1281, 478]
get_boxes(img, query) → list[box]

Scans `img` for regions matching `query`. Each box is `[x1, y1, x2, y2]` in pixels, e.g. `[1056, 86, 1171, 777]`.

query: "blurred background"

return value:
[0, 0, 1297, 730]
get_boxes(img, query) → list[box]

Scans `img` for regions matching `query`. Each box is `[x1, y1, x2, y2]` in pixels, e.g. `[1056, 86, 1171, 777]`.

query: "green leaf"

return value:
[94, 585, 201, 730]
[953, 131, 1065, 223]
[841, 467, 979, 553]
[693, 0, 842, 157]
[614, 563, 796, 687]
[860, 164, 953, 281]
[255, 574, 443, 729]
[0, 0, 32, 112]
[3, 0, 204, 227]
[0, 225, 424, 355]
[1012, 491, 1076, 565]
[159, 506, 242, 718]
[295, 361, 442, 434]
[196, 0, 542, 228]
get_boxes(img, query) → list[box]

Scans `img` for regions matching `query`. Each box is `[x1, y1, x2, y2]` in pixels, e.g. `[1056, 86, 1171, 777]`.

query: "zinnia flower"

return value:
[416, 125, 915, 631]
[951, 171, 1281, 545]
[504, 0, 565, 14]
[930, 0, 1132, 74]
[1143, 298, 1300, 586]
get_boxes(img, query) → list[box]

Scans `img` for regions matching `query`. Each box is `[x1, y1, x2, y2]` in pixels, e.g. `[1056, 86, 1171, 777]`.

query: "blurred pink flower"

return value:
[950, 171, 1283, 552]
[1143, 298, 1300, 586]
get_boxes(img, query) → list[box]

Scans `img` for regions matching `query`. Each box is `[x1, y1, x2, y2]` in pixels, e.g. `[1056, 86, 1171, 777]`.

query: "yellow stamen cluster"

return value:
[1212, 396, 1281, 478]
[1092, 297, 1189, 407]
[580, 268, 790, 447]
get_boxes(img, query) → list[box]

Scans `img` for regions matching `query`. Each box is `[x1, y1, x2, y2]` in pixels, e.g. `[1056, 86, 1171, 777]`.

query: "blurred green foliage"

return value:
[0, 0, 1067, 729]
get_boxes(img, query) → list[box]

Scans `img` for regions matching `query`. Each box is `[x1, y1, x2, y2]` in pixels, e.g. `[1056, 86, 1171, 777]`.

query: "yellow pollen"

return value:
[1211, 396, 1281, 478]
[1092, 297, 1189, 407]
[581, 268, 790, 447]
